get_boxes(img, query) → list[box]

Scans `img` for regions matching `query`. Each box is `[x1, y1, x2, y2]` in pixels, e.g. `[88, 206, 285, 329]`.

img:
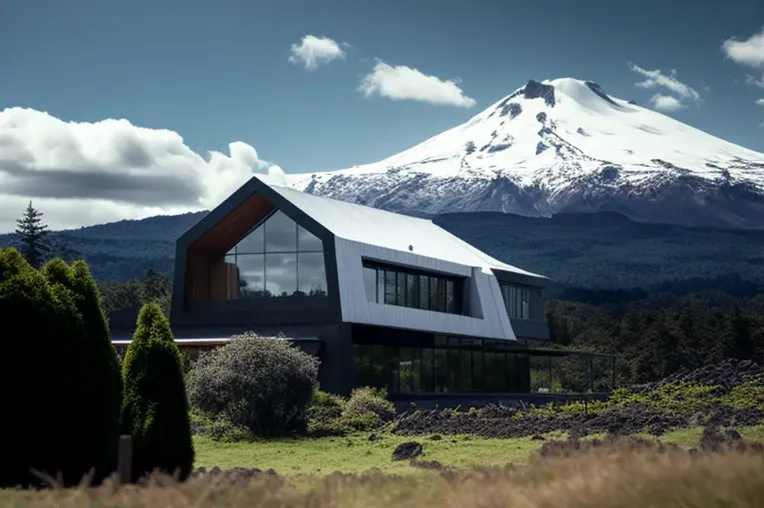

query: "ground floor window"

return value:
[353, 329, 531, 394]
[351, 325, 615, 396]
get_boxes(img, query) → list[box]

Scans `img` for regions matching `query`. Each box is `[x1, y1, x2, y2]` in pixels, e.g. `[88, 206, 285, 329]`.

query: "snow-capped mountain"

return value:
[285, 78, 764, 229]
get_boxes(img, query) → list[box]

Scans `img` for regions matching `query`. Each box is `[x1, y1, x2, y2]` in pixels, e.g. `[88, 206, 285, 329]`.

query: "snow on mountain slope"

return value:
[285, 78, 764, 229]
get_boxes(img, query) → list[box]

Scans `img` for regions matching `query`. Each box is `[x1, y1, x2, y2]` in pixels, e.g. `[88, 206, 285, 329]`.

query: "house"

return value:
[111, 176, 613, 401]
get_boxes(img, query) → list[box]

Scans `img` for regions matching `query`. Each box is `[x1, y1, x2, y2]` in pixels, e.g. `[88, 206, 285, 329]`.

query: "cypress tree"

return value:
[0, 249, 87, 487]
[14, 201, 49, 268]
[120, 303, 194, 481]
[41, 259, 123, 483]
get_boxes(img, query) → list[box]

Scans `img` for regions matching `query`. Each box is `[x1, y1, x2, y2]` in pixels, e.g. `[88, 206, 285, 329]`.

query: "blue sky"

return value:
[2, 0, 764, 176]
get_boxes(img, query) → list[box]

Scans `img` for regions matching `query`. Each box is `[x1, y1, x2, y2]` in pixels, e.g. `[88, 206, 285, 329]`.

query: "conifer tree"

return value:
[120, 303, 194, 481]
[15, 201, 49, 268]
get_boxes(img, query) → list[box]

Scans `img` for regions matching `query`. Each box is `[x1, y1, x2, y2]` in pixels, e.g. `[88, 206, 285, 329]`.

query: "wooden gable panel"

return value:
[189, 192, 275, 257]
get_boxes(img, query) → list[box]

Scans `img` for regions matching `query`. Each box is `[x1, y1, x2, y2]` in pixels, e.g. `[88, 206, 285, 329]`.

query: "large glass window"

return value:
[362, 261, 463, 315]
[353, 332, 536, 395]
[349, 326, 614, 397]
[500, 283, 531, 319]
[218, 209, 327, 299]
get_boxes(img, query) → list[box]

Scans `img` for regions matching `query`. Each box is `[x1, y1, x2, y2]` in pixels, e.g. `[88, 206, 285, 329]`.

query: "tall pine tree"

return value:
[15, 201, 49, 268]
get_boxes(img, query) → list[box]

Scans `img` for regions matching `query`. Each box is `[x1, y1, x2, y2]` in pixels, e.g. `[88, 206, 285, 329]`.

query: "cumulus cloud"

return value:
[649, 93, 686, 111]
[721, 27, 764, 110]
[0, 107, 280, 233]
[722, 26, 764, 68]
[756, 98, 764, 107]
[358, 61, 476, 108]
[288, 35, 348, 71]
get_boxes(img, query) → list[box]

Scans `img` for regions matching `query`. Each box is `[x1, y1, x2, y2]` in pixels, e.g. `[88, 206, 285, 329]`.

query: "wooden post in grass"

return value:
[117, 434, 133, 484]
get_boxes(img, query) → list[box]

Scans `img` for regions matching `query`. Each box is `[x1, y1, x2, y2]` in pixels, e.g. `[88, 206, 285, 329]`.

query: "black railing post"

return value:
[118, 435, 133, 484]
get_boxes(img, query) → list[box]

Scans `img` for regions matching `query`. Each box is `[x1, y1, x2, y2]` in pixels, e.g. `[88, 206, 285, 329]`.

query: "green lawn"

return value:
[193, 431, 566, 475]
[193, 425, 764, 476]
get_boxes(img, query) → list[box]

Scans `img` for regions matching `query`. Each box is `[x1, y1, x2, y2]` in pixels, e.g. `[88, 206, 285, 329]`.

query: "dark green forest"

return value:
[4, 208, 764, 388]
[3, 209, 764, 289]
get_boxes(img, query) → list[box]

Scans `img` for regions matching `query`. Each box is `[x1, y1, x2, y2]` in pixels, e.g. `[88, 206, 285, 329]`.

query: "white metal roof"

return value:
[267, 183, 546, 279]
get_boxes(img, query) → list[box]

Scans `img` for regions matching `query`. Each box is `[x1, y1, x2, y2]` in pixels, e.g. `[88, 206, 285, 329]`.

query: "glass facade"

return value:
[500, 283, 531, 319]
[353, 325, 532, 394]
[362, 261, 462, 314]
[216, 210, 328, 299]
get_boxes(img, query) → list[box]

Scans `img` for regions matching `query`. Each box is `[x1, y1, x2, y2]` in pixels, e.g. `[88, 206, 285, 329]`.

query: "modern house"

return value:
[110, 176, 613, 400]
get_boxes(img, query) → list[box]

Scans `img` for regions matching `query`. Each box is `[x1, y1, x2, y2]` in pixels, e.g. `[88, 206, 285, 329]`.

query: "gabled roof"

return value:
[268, 181, 545, 279]
[178, 176, 546, 280]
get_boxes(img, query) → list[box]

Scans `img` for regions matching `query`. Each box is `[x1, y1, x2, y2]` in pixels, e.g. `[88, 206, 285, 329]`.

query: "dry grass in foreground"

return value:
[4, 442, 764, 508]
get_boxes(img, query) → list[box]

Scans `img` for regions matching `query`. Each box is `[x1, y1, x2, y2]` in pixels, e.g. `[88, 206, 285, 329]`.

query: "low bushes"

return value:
[185, 332, 396, 441]
[188, 333, 320, 438]
[307, 387, 396, 437]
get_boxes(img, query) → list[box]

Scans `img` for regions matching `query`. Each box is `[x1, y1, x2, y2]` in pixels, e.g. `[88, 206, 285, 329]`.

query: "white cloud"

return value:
[288, 35, 348, 71]
[628, 62, 700, 102]
[746, 74, 764, 89]
[722, 27, 764, 68]
[649, 93, 686, 112]
[721, 28, 764, 117]
[358, 61, 476, 108]
[0, 107, 279, 233]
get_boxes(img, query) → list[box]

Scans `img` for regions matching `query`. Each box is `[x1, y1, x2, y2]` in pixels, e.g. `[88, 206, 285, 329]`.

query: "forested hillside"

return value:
[3, 210, 764, 290]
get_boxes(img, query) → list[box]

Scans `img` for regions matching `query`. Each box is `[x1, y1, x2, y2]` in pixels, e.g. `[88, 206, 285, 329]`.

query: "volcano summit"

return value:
[286, 78, 764, 229]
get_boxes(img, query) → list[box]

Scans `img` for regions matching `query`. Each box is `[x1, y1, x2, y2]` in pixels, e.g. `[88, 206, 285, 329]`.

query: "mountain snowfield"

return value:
[285, 78, 764, 229]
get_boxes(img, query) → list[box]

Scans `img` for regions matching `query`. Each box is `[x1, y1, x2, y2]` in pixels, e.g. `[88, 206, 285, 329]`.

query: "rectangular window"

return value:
[406, 274, 420, 309]
[377, 269, 385, 303]
[472, 345, 484, 393]
[363, 266, 377, 302]
[459, 346, 472, 392]
[384, 271, 396, 305]
[434, 347, 448, 393]
[396, 272, 408, 306]
[500, 283, 531, 319]
[399, 347, 412, 393]
[421, 347, 434, 393]
[445, 280, 455, 313]
[419, 276, 430, 310]
[410, 347, 421, 393]
[447, 347, 460, 394]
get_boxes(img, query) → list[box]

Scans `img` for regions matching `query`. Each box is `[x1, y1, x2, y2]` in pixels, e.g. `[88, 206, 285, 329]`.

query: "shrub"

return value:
[341, 387, 396, 431]
[189, 408, 253, 442]
[306, 388, 349, 437]
[121, 303, 194, 481]
[188, 332, 319, 438]
[0, 249, 123, 488]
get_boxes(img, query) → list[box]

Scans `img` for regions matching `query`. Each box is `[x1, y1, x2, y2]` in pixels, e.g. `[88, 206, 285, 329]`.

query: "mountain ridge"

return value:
[282, 78, 764, 229]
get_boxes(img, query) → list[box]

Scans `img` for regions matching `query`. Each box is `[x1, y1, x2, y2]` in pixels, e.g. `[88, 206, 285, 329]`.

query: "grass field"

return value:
[5, 436, 764, 508]
[193, 425, 764, 476]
